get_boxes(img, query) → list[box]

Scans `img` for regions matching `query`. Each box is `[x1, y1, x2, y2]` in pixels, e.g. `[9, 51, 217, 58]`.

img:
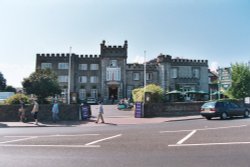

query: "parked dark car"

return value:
[200, 100, 249, 120]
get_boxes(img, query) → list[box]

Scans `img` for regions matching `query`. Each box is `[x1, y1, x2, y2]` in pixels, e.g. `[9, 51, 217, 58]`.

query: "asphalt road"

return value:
[1, 117, 250, 167]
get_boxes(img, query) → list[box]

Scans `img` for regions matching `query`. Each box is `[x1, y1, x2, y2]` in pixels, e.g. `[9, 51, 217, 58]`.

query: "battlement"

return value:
[101, 40, 128, 57]
[172, 58, 208, 64]
[157, 53, 208, 66]
[78, 54, 100, 58]
[36, 53, 73, 58]
[157, 54, 172, 63]
[36, 53, 100, 59]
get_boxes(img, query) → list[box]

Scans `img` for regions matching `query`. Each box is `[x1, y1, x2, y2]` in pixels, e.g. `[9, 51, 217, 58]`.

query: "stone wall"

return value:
[144, 102, 205, 117]
[0, 104, 79, 122]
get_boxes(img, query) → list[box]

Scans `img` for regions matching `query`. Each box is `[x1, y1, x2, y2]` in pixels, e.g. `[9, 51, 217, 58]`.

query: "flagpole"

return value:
[144, 50, 146, 103]
[67, 46, 72, 104]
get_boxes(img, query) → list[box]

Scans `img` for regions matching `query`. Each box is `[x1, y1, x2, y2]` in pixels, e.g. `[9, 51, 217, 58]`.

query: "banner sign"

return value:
[135, 102, 143, 118]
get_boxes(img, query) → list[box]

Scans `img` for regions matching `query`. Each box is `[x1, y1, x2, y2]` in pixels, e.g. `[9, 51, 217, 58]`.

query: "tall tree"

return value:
[0, 72, 7, 91]
[229, 63, 250, 99]
[22, 69, 61, 103]
[5, 85, 16, 92]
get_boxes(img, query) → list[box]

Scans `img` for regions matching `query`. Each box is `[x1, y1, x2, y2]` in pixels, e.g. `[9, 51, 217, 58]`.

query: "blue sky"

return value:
[0, 0, 250, 87]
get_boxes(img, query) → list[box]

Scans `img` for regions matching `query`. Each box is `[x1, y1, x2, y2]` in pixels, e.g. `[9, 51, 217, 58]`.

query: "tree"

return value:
[5, 93, 29, 105]
[228, 63, 250, 99]
[0, 72, 7, 91]
[22, 69, 62, 103]
[5, 85, 16, 92]
[132, 84, 164, 103]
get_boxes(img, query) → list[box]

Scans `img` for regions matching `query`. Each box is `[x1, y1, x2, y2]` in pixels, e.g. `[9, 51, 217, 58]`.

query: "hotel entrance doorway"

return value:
[109, 86, 118, 100]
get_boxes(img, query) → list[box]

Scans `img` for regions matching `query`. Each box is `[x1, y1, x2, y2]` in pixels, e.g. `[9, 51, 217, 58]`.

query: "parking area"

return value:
[0, 133, 122, 148]
[160, 124, 250, 147]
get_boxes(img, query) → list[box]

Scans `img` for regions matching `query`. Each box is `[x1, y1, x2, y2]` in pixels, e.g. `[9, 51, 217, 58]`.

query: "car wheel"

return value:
[220, 112, 228, 120]
[205, 116, 212, 120]
[244, 110, 249, 118]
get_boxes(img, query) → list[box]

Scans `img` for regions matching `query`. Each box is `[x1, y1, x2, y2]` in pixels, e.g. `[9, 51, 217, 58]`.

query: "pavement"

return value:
[0, 115, 203, 128]
[0, 104, 203, 128]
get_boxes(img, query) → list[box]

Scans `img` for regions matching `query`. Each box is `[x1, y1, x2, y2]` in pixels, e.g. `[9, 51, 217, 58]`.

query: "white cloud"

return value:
[128, 55, 145, 64]
[209, 61, 218, 72]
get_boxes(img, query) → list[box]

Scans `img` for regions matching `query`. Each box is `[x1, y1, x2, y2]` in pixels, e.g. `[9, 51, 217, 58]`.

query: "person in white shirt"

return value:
[95, 101, 105, 123]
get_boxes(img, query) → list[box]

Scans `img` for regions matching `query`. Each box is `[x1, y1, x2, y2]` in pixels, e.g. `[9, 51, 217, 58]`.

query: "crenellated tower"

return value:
[100, 40, 128, 100]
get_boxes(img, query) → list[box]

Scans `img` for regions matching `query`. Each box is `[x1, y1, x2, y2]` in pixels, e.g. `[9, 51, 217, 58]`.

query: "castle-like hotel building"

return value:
[36, 40, 208, 102]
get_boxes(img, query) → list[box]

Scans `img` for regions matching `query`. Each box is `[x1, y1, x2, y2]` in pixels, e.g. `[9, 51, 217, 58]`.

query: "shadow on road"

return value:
[103, 122, 117, 126]
[0, 123, 8, 128]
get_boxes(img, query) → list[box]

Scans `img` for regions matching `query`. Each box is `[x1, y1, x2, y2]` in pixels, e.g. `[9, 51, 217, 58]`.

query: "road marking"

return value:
[0, 136, 38, 144]
[177, 130, 196, 145]
[160, 125, 247, 133]
[85, 134, 122, 146]
[4, 134, 100, 138]
[169, 141, 250, 147]
[0, 134, 121, 148]
[0, 144, 100, 148]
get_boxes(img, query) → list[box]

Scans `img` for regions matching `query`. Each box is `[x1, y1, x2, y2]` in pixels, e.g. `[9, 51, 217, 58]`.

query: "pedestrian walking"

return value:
[95, 101, 105, 123]
[18, 100, 26, 122]
[52, 100, 60, 123]
[31, 100, 39, 125]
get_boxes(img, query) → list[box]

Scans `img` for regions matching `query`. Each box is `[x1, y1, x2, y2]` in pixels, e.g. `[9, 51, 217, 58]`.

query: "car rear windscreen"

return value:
[202, 102, 216, 108]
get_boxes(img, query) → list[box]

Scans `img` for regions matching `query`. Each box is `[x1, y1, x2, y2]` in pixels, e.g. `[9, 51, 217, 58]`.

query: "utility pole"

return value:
[143, 50, 146, 103]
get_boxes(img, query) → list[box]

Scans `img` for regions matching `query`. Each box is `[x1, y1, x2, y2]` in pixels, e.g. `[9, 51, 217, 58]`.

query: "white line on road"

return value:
[4, 134, 100, 138]
[160, 125, 247, 133]
[85, 134, 122, 146]
[177, 130, 197, 145]
[0, 136, 38, 144]
[169, 141, 250, 147]
[0, 144, 100, 148]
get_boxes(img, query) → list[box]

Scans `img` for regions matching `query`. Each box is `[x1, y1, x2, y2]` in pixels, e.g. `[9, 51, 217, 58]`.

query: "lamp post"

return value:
[67, 46, 72, 104]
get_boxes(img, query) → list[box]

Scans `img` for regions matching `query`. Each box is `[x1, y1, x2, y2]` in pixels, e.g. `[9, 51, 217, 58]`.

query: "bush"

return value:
[132, 84, 164, 103]
[5, 94, 30, 105]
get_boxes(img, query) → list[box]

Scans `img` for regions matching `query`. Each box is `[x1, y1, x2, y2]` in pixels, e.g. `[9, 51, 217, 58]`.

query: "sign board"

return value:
[135, 102, 143, 118]
[218, 67, 232, 91]
[81, 105, 90, 120]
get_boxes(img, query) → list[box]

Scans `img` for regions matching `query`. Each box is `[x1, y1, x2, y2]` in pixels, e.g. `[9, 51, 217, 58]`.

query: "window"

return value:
[58, 63, 69, 69]
[171, 68, 178, 78]
[229, 102, 240, 108]
[91, 89, 98, 98]
[79, 76, 87, 83]
[146, 73, 153, 80]
[90, 76, 98, 83]
[110, 60, 117, 67]
[79, 64, 88, 70]
[133, 73, 140, 80]
[58, 76, 68, 83]
[193, 68, 200, 78]
[90, 64, 99, 70]
[41, 63, 52, 69]
[106, 67, 121, 81]
[79, 89, 86, 100]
